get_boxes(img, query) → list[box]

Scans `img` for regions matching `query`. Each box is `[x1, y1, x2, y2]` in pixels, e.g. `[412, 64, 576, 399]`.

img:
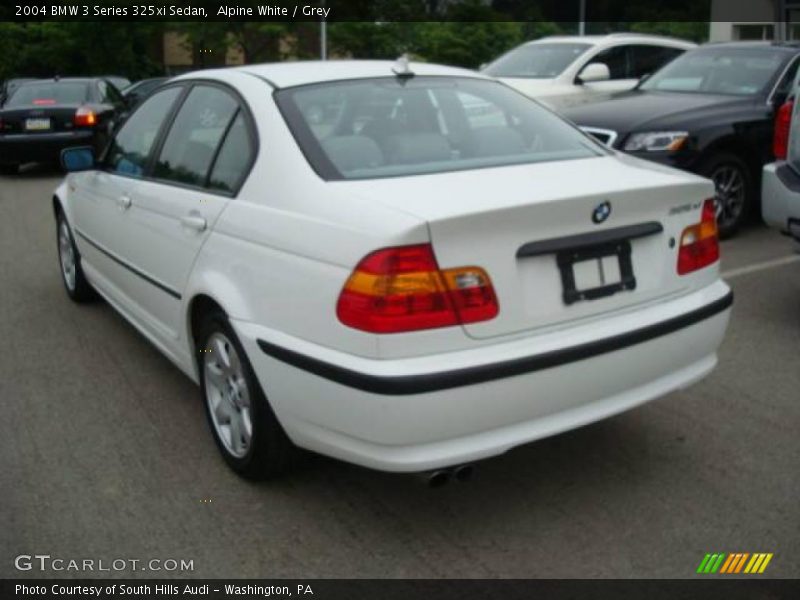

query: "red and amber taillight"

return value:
[677, 199, 719, 275]
[336, 244, 499, 333]
[74, 106, 97, 127]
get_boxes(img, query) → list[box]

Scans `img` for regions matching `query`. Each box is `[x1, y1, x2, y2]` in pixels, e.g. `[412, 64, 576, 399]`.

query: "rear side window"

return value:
[629, 45, 684, 79]
[6, 82, 90, 107]
[276, 76, 603, 181]
[208, 113, 254, 193]
[772, 57, 800, 102]
[153, 85, 238, 188]
[105, 86, 183, 177]
[98, 80, 124, 105]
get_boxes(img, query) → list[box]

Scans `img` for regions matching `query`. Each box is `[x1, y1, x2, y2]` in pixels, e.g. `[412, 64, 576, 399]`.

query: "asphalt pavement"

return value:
[1, 164, 798, 579]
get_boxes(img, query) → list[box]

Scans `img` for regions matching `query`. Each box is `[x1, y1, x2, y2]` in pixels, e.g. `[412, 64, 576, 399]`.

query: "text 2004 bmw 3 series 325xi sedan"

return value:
[53, 60, 732, 479]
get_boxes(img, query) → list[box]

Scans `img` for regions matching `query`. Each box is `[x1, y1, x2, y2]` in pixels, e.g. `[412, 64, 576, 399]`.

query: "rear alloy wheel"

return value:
[700, 153, 752, 239]
[56, 211, 96, 302]
[198, 312, 296, 479]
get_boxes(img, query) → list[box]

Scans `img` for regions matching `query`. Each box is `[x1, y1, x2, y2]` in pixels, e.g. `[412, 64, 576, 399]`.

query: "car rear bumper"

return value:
[0, 130, 95, 164]
[234, 280, 732, 472]
[762, 162, 800, 242]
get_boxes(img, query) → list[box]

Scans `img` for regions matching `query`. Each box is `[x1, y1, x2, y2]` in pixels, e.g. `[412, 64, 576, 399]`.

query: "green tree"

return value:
[0, 22, 164, 81]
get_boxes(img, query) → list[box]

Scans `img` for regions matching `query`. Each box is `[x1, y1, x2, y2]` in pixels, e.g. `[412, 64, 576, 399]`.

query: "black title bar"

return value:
[2, 0, 780, 23]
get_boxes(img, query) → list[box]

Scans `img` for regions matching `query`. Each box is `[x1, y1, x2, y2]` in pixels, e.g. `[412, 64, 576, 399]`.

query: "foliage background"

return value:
[0, 0, 710, 83]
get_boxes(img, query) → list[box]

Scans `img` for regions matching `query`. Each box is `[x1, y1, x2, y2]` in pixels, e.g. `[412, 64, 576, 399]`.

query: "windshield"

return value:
[6, 82, 90, 106]
[482, 43, 591, 79]
[641, 47, 786, 96]
[276, 77, 604, 181]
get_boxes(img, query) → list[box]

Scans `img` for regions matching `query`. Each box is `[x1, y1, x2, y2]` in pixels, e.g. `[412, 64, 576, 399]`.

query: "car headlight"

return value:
[624, 131, 689, 152]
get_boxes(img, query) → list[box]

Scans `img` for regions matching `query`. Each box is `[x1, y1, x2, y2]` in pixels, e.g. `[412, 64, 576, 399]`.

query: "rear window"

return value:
[642, 47, 787, 96]
[6, 82, 90, 107]
[275, 77, 603, 181]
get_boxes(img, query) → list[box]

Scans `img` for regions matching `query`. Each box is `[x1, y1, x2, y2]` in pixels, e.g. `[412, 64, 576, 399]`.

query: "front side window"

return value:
[591, 45, 631, 80]
[276, 77, 604, 180]
[153, 86, 238, 188]
[105, 86, 183, 177]
[642, 47, 787, 96]
[483, 43, 591, 79]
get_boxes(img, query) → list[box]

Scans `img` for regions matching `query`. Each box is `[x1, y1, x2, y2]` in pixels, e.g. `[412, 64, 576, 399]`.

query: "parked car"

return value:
[482, 33, 695, 109]
[562, 42, 800, 238]
[54, 61, 732, 480]
[0, 77, 127, 173]
[0, 77, 38, 106]
[121, 77, 169, 107]
[762, 73, 800, 244]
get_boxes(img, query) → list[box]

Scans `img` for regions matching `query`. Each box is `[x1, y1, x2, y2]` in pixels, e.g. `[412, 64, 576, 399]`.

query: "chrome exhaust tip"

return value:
[453, 464, 474, 483]
[426, 470, 451, 488]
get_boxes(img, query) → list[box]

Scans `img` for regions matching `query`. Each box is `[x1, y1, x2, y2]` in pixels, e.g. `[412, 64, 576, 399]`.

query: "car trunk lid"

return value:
[344, 155, 715, 339]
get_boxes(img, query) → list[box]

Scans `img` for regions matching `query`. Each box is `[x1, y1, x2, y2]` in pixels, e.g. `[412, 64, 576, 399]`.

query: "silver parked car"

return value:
[762, 70, 800, 245]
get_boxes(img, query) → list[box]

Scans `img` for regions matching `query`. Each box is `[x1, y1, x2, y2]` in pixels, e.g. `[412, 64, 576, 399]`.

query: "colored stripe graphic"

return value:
[734, 553, 749, 573]
[719, 554, 736, 573]
[697, 554, 712, 573]
[701, 552, 774, 574]
[710, 553, 726, 573]
[758, 554, 773, 574]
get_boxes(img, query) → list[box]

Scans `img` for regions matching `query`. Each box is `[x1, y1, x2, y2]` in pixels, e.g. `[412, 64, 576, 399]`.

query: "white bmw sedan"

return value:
[54, 60, 732, 480]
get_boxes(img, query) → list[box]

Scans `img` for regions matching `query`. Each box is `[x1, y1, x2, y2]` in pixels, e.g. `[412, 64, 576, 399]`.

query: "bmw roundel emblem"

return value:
[592, 201, 612, 224]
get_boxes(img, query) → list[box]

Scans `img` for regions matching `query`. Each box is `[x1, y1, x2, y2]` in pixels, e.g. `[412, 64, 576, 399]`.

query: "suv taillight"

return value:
[74, 106, 97, 127]
[774, 98, 794, 160]
[677, 199, 719, 275]
[337, 244, 499, 333]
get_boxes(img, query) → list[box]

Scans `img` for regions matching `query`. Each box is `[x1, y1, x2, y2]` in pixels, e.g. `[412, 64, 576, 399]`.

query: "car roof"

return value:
[176, 60, 491, 89]
[703, 41, 800, 53]
[528, 33, 695, 47]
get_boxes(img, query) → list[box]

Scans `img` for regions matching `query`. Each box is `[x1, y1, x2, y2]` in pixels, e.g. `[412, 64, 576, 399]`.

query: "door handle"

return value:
[117, 194, 132, 210]
[180, 213, 207, 232]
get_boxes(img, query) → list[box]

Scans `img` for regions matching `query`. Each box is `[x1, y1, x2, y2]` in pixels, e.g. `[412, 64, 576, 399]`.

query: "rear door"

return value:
[106, 83, 255, 344]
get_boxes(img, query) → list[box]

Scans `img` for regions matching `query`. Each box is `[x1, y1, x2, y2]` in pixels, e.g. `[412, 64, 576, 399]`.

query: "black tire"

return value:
[698, 152, 753, 239]
[56, 210, 97, 302]
[197, 311, 296, 479]
[0, 163, 19, 175]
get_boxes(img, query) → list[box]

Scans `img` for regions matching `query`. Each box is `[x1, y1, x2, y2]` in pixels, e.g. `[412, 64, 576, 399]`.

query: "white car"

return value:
[482, 33, 695, 109]
[54, 60, 732, 481]
[763, 83, 800, 245]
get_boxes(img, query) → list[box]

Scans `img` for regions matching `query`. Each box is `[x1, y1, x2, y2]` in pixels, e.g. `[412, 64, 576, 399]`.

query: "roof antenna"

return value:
[392, 53, 415, 80]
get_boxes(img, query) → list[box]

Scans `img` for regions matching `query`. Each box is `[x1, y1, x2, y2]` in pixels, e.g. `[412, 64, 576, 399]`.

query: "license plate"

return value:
[25, 118, 51, 131]
[557, 241, 636, 305]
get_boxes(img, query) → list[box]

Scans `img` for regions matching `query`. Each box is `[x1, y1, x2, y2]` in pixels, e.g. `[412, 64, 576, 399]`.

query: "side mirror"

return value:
[577, 62, 611, 84]
[61, 146, 96, 172]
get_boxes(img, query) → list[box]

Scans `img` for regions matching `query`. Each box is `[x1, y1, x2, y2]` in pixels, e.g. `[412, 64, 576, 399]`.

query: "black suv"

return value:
[562, 42, 800, 237]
